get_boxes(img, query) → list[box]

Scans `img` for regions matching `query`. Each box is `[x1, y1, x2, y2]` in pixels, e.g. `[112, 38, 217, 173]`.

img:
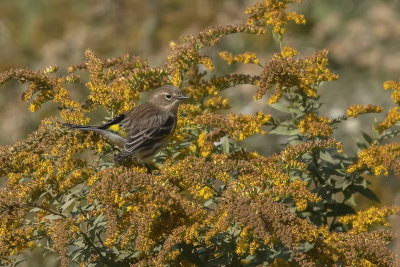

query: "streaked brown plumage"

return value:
[64, 85, 188, 163]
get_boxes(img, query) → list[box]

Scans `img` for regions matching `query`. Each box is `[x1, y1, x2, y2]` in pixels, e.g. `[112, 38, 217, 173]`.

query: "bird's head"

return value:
[147, 85, 189, 112]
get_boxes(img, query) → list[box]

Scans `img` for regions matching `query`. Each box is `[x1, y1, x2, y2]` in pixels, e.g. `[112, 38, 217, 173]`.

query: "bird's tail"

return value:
[63, 123, 126, 148]
[63, 123, 100, 132]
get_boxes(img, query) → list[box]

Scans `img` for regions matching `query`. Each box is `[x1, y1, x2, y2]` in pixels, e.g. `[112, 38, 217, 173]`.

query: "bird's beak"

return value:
[177, 95, 189, 100]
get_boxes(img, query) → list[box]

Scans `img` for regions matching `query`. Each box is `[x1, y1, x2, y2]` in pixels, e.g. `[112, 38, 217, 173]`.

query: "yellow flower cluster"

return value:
[280, 46, 298, 58]
[346, 104, 384, 118]
[184, 84, 217, 101]
[180, 84, 230, 113]
[167, 46, 196, 87]
[59, 168, 93, 192]
[188, 112, 271, 158]
[339, 206, 399, 234]
[53, 85, 89, 124]
[0, 215, 35, 261]
[289, 179, 315, 211]
[192, 132, 214, 158]
[1, 0, 398, 265]
[320, 229, 394, 266]
[43, 64, 59, 74]
[383, 80, 400, 104]
[1, 67, 89, 126]
[205, 95, 230, 110]
[87, 164, 210, 256]
[1, 118, 109, 212]
[1, 50, 170, 128]
[258, 49, 338, 104]
[169, 104, 203, 151]
[246, 0, 306, 34]
[195, 185, 214, 200]
[298, 113, 333, 138]
[47, 219, 78, 267]
[279, 139, 344, 161]
[233, 152, 322, 209]
[167, 24, 265, 87]
[347, 144, 400, 175]
[60, 109, 90, 125]
[26, 87, 54, 112]
[85, 50, 140, 115]
[227, 112, 272, 141]
[377, 107, 400, 133]
[235, 227, 259, 256]
[198, 56, 214, 71]
[83, 140, 340, 264]
[218, 51, 259, 65]
[52, 84, 78, 110]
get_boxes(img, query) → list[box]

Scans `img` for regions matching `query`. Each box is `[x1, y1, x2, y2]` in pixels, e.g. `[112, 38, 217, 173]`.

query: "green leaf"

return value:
[269, 102, 303, 115]
[356, 141, 368, 150]
[93, 214, 107, 229]
[361, 178, 368, 188]
[222, 137, 230, 154]
[326, 203, 356, 216]
[347, 195, 357, 207]
[269, 102, 292, 113]
[29, 207, 42, 213]
[71, 247, 85, 261]
[43, 214, 63, 221]
[361, 131, 373, 144]
[269, 126, 300, 136]
[61, 198, 75, 212]
[342, 180, 352, 191]
[319, 151, 335, 163]
[352, 185, 380, 203]
[299, 242, 314, 252]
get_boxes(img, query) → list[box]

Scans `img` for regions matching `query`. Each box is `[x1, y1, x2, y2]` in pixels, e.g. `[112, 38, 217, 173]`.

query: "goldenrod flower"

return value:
[347, 144, 400, 176]
[346, 104, 383, 118]
[257, 49, 338, 103]
[377, 107, 400, 133]
[383, 80, 400, 104]
[246, 0, 306, 34]
[339, 206, 399, 234]
[219, 51, 259, 65]
[298, 113, 333, 138]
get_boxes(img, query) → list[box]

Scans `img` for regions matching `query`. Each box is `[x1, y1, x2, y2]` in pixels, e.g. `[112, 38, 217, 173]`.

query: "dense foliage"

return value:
[1, 0, 399, 266]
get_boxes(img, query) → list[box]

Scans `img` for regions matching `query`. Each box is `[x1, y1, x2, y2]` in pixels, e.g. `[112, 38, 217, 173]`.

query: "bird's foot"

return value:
[144, 163, 159, 174]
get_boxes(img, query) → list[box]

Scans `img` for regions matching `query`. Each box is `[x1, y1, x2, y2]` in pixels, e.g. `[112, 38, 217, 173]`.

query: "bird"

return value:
[64, 85, 188, 168]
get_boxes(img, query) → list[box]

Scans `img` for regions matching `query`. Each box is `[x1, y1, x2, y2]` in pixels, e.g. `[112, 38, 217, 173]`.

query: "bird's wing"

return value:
[114, 115, 176, 162]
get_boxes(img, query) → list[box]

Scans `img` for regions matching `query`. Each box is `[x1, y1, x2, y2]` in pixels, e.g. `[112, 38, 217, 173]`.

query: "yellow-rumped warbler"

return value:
[64, 85, 188, 163]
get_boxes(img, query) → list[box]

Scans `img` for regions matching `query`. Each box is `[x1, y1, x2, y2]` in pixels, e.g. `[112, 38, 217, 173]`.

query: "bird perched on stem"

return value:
[64, 85, 188, 170]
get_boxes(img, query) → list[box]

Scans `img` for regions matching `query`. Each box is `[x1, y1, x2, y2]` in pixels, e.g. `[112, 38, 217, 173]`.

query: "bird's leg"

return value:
[145, 163, 152, 174]
[144, 163, 159, 174]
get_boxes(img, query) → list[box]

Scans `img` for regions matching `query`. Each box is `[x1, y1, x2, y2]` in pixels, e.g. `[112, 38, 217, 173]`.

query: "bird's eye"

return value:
[165, 94, 172, 100]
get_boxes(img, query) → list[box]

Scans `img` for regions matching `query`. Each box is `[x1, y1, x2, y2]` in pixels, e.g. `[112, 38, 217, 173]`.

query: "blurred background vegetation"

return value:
[1, 0, 400, 265]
